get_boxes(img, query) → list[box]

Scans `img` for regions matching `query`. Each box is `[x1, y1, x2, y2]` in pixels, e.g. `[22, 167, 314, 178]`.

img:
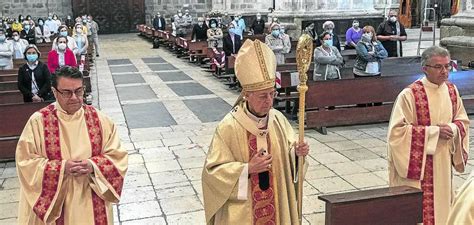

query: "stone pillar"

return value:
[440, 0, 474, 66]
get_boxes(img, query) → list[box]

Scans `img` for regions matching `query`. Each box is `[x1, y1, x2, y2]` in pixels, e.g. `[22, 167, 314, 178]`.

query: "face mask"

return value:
[13, 36, 20, 41]
[272, 30, 280, 37]
[48, 17, 52, 20]
[157, 14, 161, 17]
[76, 28, 83, 34]
[67, 16, 71, 20]
[26, 54, 38, 62]
[39, 21, 44, 26]
[24, 25, 30, 30]
[229, 28, 236, 34]
[20, 17, 24, 20]
[234, 17, 239, 21]
[210, 23, 216, 28]
[362, 33, 372, 42]
[178, 13, 182, 17]
[198, 22, 203, 26]
[389, 16, 397, 23]
[323, 39, 333, 47]
[257, 16, 261, 20]
[353, 23, 359, 28]
[273, 18, 278, 22]
[58, 43, 67, 51]
[60, 31, 68, 36]
[0, 35, 5, 42]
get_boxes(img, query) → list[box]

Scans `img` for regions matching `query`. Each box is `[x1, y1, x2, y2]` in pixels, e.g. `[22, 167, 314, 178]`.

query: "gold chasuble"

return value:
[16, 103, 128, 225]
[202, 102, 301, 225]
[388, 77, 469, 225]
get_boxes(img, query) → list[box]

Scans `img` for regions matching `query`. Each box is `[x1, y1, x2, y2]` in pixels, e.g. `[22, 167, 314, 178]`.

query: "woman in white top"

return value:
[52, 25, 79, 55]
[35, 18, 51, 43]
[73, 23, 89, 59]
[11, 31, 29, 59]
[0, 29, 14, 70]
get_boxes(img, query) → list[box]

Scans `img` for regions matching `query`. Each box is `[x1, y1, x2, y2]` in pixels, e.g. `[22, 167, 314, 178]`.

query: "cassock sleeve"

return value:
[387, 89, 440, 181]
[88, 114, 128, 203]
[202, 125, 247, 223]
[16, 113, 67, 223]
[449, 85, 470, 173]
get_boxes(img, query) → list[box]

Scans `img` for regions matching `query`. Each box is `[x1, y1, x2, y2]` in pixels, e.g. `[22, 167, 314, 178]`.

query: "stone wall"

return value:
[440, 0, 473, 65]
[1, 0, 72, 20]
[146, 0, 212, 24]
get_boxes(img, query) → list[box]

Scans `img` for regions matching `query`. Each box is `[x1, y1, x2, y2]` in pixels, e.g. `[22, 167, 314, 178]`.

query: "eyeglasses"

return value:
[425, 64, 452, 71]
[252, 91, 278, 101]
[55, 87, 84, 98]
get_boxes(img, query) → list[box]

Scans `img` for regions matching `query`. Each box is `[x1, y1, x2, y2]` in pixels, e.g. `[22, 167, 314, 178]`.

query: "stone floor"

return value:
[0, 29, 473, 225]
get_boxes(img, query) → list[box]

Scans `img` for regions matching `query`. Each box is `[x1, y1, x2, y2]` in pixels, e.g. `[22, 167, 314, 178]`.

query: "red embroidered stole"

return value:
[447, 83, 468, 165]
[408, 81, 465, 225]
[34, 104, 123, 225]
[248, 133, 276, 225]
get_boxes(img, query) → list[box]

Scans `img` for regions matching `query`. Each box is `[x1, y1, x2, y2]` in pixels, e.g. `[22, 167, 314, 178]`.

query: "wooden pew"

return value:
[0, 90, 23, 104]
[188, 41, 208, 62]
[318, 186, 423, 225]
[0, 102, 51, 159]
[304, 70, 474, 133]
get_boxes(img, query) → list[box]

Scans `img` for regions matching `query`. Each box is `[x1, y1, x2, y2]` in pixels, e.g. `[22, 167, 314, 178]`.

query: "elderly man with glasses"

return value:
[387, 46, 469, 225]
[16, 66, 128, 224]
[202, 39, 309, 225]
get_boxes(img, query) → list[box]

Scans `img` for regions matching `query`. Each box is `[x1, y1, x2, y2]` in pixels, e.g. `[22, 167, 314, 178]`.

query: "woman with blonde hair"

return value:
[353, 25, 387, 77]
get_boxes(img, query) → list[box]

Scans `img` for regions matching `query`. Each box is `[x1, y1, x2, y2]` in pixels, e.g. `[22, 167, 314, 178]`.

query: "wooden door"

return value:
[72, 0, 145, 34]
[399, 0, 412, 28]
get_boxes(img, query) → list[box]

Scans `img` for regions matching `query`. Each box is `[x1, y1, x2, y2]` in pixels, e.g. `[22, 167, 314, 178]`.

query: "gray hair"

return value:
[322, 21, 334, 29]
[421, 46, 451, 66]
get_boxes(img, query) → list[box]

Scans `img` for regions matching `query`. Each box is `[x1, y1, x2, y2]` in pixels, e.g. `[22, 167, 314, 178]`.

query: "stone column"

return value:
[440, 0, 474, 66]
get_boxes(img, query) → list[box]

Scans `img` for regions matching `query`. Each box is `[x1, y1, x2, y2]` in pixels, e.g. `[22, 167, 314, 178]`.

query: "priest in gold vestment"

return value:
[202, 39, 309, 225]
[16, 66, 128, 225]
[387, 46, 469, 225]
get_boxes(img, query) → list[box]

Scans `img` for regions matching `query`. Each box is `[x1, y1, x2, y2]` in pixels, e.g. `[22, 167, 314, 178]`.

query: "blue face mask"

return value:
[324, 39, 333, 47]
[24, 25, 30, 30]
[39, 21, 44, 26]
[211, 23, 216, 28]
[272, 30, 280, 37]
[26, 54, 38, 62]
[0, 35, 5, 42]
[60, 31, 68, 36]
[229, 28, 236, 34]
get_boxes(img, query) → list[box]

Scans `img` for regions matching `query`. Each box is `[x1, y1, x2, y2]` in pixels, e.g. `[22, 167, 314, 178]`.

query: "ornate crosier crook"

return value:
[296, 34, 313, 225]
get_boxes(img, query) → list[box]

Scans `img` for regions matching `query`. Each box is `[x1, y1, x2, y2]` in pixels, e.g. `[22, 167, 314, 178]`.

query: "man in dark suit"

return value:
[191, 17, 208, 41]
[223, 24, 242, 57]
[153, 13, 166, 31]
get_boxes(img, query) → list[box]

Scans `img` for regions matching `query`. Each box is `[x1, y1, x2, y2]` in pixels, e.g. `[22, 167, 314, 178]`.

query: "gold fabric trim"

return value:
[242, 80, 275, 91]
[254, 40, 270, 81]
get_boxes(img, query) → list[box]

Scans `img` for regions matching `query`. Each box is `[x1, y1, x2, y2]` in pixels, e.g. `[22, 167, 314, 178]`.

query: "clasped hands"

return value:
[65, 159, 93, 177]
[439, 124, 454, 140]
[248, 141, 309, 175]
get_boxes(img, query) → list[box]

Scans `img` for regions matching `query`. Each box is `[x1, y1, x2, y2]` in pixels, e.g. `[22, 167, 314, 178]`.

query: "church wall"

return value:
[1, 0, 72, 20]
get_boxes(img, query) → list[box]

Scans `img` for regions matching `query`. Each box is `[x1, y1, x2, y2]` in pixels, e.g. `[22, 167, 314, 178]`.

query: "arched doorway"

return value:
[72, 0, 145, 34]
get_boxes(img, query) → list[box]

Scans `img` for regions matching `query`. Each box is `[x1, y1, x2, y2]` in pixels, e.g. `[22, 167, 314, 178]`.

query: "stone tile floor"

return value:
[0, 30, 472, 225]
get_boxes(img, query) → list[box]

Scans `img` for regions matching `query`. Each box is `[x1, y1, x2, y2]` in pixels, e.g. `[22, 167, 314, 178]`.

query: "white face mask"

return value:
[76, 28, 83, 34]
[389, 16, 397, 22]
[362, 33, 373, 42]
[13, 36, 20, 41]
[58, 43, 67, 51]
[353, 23, 359, 28]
